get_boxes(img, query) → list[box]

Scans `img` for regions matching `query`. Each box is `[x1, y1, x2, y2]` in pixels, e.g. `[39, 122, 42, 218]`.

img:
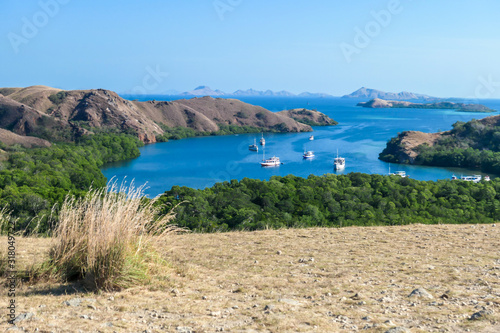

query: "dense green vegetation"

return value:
[0, 133, 142, 233]
[359, 100, 495, 112]
[380, 118, 500, 174]
[156, 124, 284, 142]
[157, 173, 500, 232]
[48, 91, 68, 105]
[398, 102, 494, 112]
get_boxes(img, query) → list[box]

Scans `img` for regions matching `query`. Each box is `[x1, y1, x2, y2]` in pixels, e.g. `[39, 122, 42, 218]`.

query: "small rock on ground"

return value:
[470, 309, 493, 320]
[385, 327, 408, 333]
[408, 288, 433, 299]
[13, 312, 35, 324]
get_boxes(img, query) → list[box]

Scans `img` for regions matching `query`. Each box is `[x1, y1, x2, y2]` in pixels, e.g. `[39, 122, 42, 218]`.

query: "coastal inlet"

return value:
[102, 97, 500, 196]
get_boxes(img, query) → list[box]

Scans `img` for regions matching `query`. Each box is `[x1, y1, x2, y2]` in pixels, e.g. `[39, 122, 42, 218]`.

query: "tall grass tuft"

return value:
[47, 181, 181, 291]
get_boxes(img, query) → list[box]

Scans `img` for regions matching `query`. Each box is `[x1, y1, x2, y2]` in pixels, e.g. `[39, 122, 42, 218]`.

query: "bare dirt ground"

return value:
[399, 131, 442, 160]
[1, 224, 499, 332]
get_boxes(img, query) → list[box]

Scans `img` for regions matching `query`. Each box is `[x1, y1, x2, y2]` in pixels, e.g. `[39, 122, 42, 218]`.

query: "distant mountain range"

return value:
[176, 86, 333, 98]
[168, 86, 442, 100]
[342, 87, 438, 101]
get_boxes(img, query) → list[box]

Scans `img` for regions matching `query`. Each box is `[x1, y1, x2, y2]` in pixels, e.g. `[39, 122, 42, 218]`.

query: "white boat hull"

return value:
[334, 163, 345, 171]
[261, 162, 280, 167]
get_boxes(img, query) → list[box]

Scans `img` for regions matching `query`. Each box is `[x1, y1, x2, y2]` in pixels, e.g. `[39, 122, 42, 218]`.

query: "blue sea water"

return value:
[102, 96, 500, 197]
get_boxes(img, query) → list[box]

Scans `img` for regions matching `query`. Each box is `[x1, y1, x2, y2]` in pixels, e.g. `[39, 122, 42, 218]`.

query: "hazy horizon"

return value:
[1, 0, 500, 98]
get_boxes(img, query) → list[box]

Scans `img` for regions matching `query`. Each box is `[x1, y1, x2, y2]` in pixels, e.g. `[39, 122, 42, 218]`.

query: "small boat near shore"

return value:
[390, 170, 407, 177]
[334, 150, 345, 171]
[388, 166, 407, 178]
[309, 135, 314, 141]
[461, 175, 482, 183]
[452, 174, 489, 182]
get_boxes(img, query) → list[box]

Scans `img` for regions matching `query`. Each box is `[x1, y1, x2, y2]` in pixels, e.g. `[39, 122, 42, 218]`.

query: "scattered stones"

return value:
[385, 327, 408, 333]
[279, 298, 301, 306]
[63, 298, 82, 307]
[108, 296, 115, 301]
[408, 288, 433, 299]
[210, 311, 221, 317]
[62, 298, 96, 307]
[440, 293, 449, 299]
[80, 315, 89, 320]
[263, 304, 275, 311]
[176, 328, 194, 333]
[276, 250, 282, 255]
[88, 305, 97, 310]
[13, 312, 35, 323]
[469, 309, 493, 321]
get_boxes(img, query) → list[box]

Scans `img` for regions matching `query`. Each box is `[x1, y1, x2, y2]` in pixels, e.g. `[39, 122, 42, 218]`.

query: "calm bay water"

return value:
[102, 97, 500, 197]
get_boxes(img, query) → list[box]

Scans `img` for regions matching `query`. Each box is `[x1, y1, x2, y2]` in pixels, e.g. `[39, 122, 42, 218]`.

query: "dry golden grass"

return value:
[41, 182, 179, 291]
[1, 224, 500, 332]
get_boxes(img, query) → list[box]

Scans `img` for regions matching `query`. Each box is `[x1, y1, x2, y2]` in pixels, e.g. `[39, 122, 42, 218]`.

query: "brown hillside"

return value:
[0, 86, 330, 144]
[0, 128, 51, 148]
[0, 94, 64, 138]
[277, 108, 338, 126]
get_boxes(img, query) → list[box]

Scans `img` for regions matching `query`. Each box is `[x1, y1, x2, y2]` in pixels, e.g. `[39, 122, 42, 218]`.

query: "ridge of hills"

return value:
[173, 86, 333, 98]
[0, 86, 336, 145]
[342, 87, 437, 100]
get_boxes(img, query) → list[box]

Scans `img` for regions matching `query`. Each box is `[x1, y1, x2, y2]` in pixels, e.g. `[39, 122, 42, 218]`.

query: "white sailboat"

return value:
[249, 138, 258, 151]
[260, 133, 265, 146]
[334, 149, 345, 171]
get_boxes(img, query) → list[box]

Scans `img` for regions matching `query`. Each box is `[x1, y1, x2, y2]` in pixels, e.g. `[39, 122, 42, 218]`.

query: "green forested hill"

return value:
[380, 115, 500, 174]
[158, 173, 500, 232]
[0, 133, 142, 233]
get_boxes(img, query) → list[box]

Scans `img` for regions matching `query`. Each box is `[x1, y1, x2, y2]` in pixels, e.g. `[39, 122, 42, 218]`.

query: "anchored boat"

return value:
[249, 138, 258, 151]
[334, 150, 345, 171]
[303, 151, 314, 159]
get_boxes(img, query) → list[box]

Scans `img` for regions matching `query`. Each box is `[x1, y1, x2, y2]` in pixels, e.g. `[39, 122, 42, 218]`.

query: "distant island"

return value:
[342, 87, 437, 101]
[168, 86, 334, 98]
[357, 98, 495, 112]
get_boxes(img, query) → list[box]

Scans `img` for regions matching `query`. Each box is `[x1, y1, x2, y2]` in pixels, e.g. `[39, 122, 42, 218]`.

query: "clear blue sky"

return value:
[1, 0, 500, 97]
